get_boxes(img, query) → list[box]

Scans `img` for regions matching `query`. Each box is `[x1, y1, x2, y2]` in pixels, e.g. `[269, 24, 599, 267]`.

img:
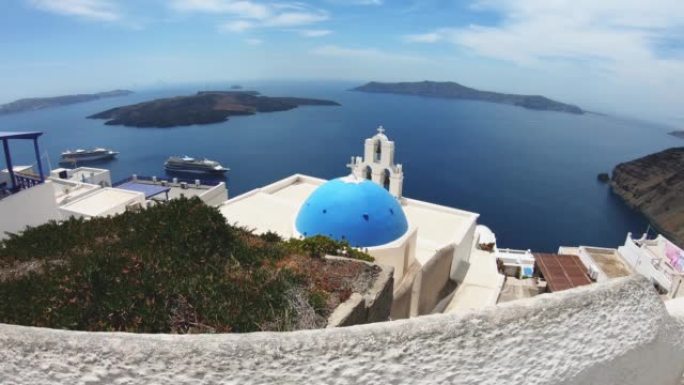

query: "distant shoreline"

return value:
[352, 81, 584, 115]
[0, 90, 133, 116]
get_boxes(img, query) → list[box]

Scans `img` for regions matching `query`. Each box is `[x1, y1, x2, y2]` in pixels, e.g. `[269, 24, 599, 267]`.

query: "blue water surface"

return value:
[0, 81, 680, 251]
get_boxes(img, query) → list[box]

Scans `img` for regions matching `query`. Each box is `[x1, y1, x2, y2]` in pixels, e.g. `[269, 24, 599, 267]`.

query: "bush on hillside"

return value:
[0, 197, 372, 333]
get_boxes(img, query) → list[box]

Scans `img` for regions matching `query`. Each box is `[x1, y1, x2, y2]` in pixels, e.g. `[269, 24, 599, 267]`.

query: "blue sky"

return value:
[1, 0, 683, 125]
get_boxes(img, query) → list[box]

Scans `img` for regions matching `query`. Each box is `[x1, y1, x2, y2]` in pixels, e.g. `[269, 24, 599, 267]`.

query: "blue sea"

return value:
[0, 81, 680, 252]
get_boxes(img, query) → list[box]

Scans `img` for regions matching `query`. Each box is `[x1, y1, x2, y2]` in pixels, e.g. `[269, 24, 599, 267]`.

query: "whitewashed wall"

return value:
[198, 182, 228, 207]
[450, 219, 477, 282]
[0, 181, 61, 239]
[367, 227, 417, 280]
[1, 276, 682, 385]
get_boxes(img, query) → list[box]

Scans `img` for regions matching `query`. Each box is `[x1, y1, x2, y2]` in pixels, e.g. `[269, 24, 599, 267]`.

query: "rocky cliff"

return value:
[611, 148, 684, 246]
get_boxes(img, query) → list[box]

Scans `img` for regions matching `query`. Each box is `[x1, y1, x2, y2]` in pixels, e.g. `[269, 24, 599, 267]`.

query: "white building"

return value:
[220, 127, 503, 318]
[618, 232, 684, 298]
[0, 130, 228, 238]
[554, 232, 684, 298]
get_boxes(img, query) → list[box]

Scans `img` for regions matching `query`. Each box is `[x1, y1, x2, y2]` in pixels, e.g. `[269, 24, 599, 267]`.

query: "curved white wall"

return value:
[1, 276, 683, 384]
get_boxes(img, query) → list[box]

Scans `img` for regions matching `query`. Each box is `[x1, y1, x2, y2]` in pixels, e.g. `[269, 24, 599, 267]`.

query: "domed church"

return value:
[295, 176, 409, 247]
[220, 127, 500, 319]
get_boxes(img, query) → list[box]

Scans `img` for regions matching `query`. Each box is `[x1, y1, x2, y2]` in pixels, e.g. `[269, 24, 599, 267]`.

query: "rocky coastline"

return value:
[611, 147, 684, 246]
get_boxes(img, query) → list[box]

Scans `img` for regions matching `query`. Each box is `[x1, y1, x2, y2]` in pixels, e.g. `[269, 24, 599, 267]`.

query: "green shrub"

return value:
[308, 290, 329, 314]
[0, 198, 295, 333]
[284, 236, 374, 262]
[0, 197, 375, 333]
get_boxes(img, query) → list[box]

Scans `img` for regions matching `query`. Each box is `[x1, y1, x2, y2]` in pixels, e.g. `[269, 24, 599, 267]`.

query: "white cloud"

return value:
[405, 0, 684, 120]
[172, 0, 328, 33]
[404, 31, 444, 43]
[311, 45, 425, 63]
[299, 29, 333, 38]
[262, 11, 328, 28]
[344, 0, 383, 5]
[170, 0, 270, 19]
[220, 20, 254, 32]
[28, 0, 120, 21]
[414, 1, 684, 71]
[244, 38, 262, 45]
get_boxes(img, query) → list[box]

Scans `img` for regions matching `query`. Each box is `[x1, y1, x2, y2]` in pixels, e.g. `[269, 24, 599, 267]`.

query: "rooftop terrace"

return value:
[535, 253, 592, 292]
[114, 175, 228, 206]
[583, 246, 632, 278]
[59, 188, 145, 218]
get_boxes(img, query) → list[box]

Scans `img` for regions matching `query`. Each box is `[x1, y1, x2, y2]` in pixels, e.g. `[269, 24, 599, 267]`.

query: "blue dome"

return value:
[295, 177, 408, 247]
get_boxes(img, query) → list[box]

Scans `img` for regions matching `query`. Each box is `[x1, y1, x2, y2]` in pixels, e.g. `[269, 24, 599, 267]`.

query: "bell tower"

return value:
[348, 126, 404, 198]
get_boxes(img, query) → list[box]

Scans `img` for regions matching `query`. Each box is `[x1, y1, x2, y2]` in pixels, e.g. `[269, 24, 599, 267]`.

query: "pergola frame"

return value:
[0, 131, 45, 193]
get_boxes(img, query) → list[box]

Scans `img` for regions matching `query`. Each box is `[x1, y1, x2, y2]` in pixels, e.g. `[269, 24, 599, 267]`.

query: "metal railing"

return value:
[0, 173, 43, 200]
[15, 174, 42, 189]
[496, 248, 532, 256]
[113, 175, 224, 188]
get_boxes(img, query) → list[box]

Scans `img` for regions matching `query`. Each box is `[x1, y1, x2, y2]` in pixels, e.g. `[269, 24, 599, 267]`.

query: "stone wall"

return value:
[326, 256, 394, 327]
[1, 276, 683, 384]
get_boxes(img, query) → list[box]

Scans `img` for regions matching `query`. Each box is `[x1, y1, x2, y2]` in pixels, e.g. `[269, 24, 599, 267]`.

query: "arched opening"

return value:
[364, 165, 372, 180]
[373, 140, 382, 162]
[383, 169, 391, 190]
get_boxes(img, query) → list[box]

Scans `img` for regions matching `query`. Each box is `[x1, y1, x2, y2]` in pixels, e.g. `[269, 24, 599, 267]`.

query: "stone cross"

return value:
[346, 156, 355, 173]
[377, 125, 385, 134]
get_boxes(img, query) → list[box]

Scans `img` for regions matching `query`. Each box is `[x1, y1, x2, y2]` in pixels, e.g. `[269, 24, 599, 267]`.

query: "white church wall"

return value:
[367, 226, 417, 280]
[2, 276, 683, 384]
[450, 220, 477, 282]
[401, 199, 479, 269]
[416, 244, 457, 315]
[390, 262, 420, 319]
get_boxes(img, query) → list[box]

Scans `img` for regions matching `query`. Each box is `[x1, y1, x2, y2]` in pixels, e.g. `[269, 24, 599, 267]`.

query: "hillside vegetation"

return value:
[0, 198, 372, 333]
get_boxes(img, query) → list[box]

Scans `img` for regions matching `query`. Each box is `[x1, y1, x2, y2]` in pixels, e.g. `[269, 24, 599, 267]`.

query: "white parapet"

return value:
[197, 182, 228, 206]
[59, 187, 145, 219]
[50, 167, 112, 187]
[0, 276, 682, 384]
[0, 181, 61, 239]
